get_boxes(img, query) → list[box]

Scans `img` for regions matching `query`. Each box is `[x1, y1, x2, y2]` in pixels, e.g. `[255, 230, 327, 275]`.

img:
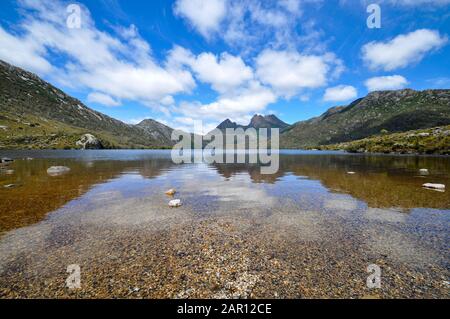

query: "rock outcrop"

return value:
[76, 134, 103, 150]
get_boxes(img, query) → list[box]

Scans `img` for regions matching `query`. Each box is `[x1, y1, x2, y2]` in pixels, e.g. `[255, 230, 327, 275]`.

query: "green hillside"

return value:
[281, 89, 450, 149]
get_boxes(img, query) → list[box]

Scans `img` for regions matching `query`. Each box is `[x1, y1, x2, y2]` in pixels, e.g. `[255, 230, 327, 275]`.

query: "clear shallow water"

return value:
[0, 150, 449, 298]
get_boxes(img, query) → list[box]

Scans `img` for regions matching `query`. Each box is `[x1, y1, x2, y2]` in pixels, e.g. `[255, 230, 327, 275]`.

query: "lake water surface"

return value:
[0, 150, 449, 298]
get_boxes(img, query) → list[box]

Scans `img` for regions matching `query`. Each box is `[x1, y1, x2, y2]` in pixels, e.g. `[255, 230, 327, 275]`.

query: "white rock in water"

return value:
[0, 157, 13, 164]
[347, 171, 356, 175]
[47, 166, 71, 176]
[422, 183, 445, 190]
[169, 199, 182, 208]
[419, 169, 429, 175]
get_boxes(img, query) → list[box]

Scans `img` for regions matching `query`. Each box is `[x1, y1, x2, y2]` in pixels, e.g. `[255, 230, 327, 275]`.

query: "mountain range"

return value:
[1, 59, 449, 151]
[216, 115, 290, 131]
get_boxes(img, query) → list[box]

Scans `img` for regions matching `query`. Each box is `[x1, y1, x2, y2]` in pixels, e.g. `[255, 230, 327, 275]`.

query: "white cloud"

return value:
[168, 47, 254, 94]
[87, 92, 121, 107]
[368, 0, 450, 6]
[323, 85, 357, 102]
[362, 29, 448, 71]
[365, 75, 409, 92]
[0, 0, 195, 111]
[177, 81, 277, 122]
[174, 0, 227, 38]
[255, 49, 344, 97]
[0, 27, 53, 74]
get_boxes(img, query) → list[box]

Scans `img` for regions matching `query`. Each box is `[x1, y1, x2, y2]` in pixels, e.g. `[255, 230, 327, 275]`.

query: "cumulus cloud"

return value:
[365, 75, 409, 92]
[0, 26, 53, 74]
[175, 81, 277, 123]
[175, 0, 326, 52]
[87, 92, 121, 107]
[174, 0, 227, 38]
[256, 49, 344, 97]
[0, 0, 195, 111]
[367, 0, 450, 6]
[168, 47, 254, 94]
[362, 29, 448, 71]
[323, 85, 357, 102]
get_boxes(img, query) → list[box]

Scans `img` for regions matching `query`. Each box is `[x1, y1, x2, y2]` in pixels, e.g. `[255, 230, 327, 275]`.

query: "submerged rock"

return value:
[47, 166, 71, 176]
[419, 169, 429, 175]
[76, 134, 103, 150]
[347, 171, 356, 175]
[165, 189, 176, 196]
[3, 184, 16, 188]
[422, 183, 445, 190]
[0, 157, 13, 164]
[169, 199, 182, 208]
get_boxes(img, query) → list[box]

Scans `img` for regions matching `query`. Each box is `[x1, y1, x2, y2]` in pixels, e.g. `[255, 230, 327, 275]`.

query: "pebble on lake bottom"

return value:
[165, 189, 176, 196]
[47, 166, 71, 176]
[169, 199, 182, 207]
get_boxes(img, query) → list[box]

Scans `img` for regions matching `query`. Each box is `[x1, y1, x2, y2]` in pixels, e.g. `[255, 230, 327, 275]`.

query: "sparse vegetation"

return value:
[317, 126, 450, 155]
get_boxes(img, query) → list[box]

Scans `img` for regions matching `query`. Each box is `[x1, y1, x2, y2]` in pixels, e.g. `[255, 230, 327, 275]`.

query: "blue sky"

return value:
[0, 0, 449, 133]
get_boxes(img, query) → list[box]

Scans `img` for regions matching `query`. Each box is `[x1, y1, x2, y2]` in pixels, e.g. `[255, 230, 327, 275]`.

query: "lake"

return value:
[0, 150, 449, 298]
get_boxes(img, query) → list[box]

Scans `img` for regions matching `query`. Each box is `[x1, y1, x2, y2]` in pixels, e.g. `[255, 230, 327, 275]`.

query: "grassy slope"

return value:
[0, 60, 172, 149]
[281, 90, 450, 149]
[317, 126, 450, 155]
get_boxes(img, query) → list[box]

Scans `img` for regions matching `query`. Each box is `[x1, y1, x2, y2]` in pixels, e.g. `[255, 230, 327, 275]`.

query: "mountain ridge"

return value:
[216, 114, 290, 131]
[0, 59, 174, 149]
[281, 88, 450, 148]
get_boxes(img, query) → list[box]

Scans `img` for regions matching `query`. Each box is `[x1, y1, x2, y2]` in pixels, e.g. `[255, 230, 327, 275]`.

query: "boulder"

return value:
[47, 166, 71, 176]
[76, 134, 103, 150]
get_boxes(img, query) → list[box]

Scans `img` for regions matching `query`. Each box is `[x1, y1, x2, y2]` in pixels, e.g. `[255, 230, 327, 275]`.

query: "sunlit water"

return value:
[0, 150, 449, 298]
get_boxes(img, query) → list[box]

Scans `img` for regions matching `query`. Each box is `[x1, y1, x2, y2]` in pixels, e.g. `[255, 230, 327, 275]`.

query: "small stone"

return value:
[165, 189, 176, 196]
[3, 184, 15, 188]
[47, 166, 71, 176]
[347, 171, 356, 175]
[5, 170, 14, 175]
[419, 169, 429, 175]
[169, 199, 182, 208]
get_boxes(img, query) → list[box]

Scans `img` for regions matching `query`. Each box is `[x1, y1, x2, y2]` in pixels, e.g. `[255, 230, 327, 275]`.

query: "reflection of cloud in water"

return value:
[365, 208, 406, 224]
[324, 198, 359, 211]
[172, 164, 276, 208]
[323, 197, 360, 219]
